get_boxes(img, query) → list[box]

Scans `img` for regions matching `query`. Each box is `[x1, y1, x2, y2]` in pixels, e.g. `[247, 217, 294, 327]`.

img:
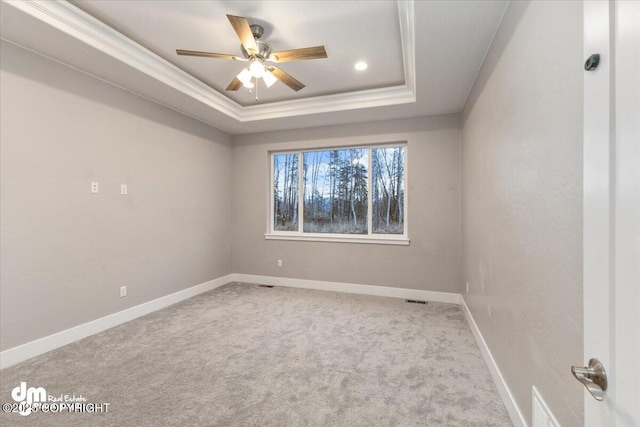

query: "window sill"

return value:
[264, 234, 410, 246]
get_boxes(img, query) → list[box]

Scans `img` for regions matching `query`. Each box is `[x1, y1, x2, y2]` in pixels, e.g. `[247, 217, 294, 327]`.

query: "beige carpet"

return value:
[0, 282, 511, 426]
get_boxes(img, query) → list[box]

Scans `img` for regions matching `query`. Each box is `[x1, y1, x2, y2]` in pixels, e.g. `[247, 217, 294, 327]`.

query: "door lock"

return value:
[571, 358, 607, 401]
[584, 53, 600, 71]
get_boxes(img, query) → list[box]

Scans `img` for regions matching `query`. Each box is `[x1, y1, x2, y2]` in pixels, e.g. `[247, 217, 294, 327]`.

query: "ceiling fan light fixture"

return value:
[177, 14, 327, 94]
[263, 70, 278, 88]
[237, 68, 253, 85]
[249, 60, 266, 78]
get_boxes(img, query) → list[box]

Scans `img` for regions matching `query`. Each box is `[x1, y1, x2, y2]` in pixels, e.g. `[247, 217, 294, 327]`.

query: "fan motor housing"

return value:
[249, 24, 264, 39]
[241, 40, 271, 60]
[240, 24, 270, 59]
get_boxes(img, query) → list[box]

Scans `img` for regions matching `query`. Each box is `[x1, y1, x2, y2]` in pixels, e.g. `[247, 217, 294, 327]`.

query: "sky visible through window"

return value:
[273, 146, 404, 235]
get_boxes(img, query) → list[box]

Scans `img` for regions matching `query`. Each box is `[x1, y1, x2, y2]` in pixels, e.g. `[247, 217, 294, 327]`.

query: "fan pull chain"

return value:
[255, 76, 259, 101]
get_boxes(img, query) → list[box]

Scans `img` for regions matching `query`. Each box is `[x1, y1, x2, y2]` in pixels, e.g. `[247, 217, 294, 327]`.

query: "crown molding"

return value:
[398, 0, 416, 95]
[241, 85, 415, 121]
[2, 0, 243, 119]
[2, 0, 416, 123]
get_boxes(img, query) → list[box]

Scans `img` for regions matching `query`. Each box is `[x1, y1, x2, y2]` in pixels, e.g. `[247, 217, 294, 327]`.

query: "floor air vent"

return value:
[258, 285, 274, 288]
[406, 299, 427, 304]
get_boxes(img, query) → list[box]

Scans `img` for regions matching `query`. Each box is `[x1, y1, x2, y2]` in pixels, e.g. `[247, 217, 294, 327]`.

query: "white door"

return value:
[582, 1, 640, 426]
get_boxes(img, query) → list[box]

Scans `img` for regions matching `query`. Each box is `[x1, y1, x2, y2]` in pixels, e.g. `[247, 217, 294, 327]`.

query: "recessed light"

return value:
[354, 61, 368, 71]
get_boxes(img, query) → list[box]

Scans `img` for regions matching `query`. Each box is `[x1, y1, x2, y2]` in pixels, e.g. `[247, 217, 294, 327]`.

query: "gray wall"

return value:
[0, 41, 233, 351]
[231, 115, 462, 293]
[2, 5, 586, 424]
[461, 1, 583, 426]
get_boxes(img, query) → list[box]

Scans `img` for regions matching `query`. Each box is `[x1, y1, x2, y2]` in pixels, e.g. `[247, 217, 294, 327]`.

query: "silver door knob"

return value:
[571, 358, 607, 401]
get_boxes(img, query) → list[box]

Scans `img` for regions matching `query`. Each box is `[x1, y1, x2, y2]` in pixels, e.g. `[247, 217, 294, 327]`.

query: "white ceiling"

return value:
[69, 0, 406, 106]
[0, 0, 508, 135]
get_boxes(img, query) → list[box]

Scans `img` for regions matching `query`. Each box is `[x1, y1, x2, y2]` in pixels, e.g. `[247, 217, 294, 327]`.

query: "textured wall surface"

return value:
[0, 41, 233, 351]
[232, 115, 462, 293]
[461, 1, 583, 426]
[2, 4, 586, 423]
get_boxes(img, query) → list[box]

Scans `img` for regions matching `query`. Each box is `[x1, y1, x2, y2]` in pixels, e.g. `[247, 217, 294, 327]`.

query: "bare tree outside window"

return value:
[372, 147, 404, 234]
[271, 144, 405, 238]
[303, 149, 368, 234]
[273, 153, 298, 231]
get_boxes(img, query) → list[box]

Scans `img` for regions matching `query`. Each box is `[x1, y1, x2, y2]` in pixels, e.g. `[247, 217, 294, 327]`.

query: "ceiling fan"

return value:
[176, 15, 328, 94]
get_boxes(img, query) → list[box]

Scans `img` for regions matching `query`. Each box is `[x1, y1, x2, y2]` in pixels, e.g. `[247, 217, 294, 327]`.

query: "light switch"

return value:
[121, 184, 128, 195]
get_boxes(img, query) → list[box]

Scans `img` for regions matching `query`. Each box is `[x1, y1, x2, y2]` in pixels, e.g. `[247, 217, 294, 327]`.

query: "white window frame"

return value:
[266, 142, 409, 245]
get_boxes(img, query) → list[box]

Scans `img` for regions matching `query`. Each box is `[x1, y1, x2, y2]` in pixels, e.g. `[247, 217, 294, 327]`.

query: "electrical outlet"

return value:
[277, 259, 283, 268]
[120, 286, 127, 298]
[120, 184, 128, 195]
[466, 282, 469, 293]
[91, 182, 99, 193]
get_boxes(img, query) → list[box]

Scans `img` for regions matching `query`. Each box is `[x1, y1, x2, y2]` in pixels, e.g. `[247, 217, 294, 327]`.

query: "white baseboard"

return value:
[1, 273, 525, 427]
[1, 273, 530, 427]
[460, 296, 527, 427]
[231, 274, 461, 305]
[0, 274, 234, 370]
[532, 386, 560, 427]
[1, 273, 460, 370]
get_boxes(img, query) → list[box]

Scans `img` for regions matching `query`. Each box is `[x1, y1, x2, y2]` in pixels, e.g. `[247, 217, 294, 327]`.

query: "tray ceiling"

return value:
[69, 0, 407, 106]
[0, 0, 508, 135]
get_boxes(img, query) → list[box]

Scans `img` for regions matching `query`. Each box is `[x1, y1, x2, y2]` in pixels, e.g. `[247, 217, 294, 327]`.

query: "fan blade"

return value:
[176, 49, 245, 61]
[226, 14, 258, 55]
[270, 67, 305, 91]
[226, 77, 243, 91]
[269, 46, 327, 63]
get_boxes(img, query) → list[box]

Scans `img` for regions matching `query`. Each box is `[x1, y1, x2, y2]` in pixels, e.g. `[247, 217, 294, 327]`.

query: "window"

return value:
[269, 144, 408, 245]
